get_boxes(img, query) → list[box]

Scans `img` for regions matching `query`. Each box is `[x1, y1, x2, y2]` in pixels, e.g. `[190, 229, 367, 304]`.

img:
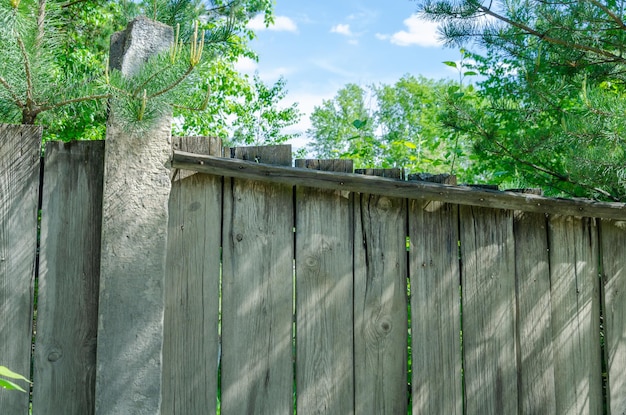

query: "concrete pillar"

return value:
[95, 17, 173, 415]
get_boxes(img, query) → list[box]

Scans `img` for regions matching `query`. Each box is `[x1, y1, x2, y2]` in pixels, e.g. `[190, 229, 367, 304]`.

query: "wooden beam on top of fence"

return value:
[0, 124, 41, 414]
[295, 159, 355, 415]
[353, 169, 408, 415]
[221, 145, 294, 415]
[171, 151, 626, 220]
[601, 219, 626, 415]
[162, 136, 222, 415]
[33, 141, 104, 415]
[409, 199, 462, 415]
[548, 216, 603, 414]
[513, 211, 556, 414]
[171, 136, 222, 181]
[460, 206, 517, 415]
[95, 17, 173, 415]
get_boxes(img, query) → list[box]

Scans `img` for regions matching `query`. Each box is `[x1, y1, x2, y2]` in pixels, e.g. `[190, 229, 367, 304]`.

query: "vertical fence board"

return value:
[602, 219, 626, 414]
[549, 216, 603, 414]
[410, 200, 462, 415]
[221, 146, 294, 415]
[33, 141, 104, 415]
[460, 206, 517, 415]
[514, 212, 556, 414]
[354, 169, 407, 415]
[295, 159, 354, 415]
[163, 137, 222, 415]
[0, 124, 41, 414]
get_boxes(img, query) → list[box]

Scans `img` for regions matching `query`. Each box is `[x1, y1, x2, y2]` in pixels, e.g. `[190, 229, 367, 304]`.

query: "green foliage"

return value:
[0, 365, 30, 393]
[418, 0, 626, 200]
[0, 0, 292, 144]
[307, 75, 473, 177]
[228, 74, 301, 145]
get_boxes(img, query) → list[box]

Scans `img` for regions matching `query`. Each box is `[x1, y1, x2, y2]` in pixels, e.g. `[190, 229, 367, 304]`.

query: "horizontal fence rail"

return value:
[172, 150, 626, 221]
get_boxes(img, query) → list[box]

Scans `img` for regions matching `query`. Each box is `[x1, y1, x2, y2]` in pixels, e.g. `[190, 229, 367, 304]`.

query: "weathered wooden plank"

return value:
[514, 212, 556, 414]
[601, 219, 626, 414]
[171, 136, 223, 180]
[95, 17, 174, 415]
[162, 137, 222, 415]
[0, 124, 41, 414]
[221, 146, 294, 415]
[353, 169, 408, 415]
[549, 216, 603, 414]
[460, 206, 517, 414]
[409, 200, 462, 415]
[33, 141, 104, 415]
[295, 159, 354, 415]
[231, 144, 292, 164]
[172, 151, 626, 220]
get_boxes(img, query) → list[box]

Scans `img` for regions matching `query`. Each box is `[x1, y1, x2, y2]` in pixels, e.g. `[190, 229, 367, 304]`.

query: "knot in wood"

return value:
[304, 255, 319, 270]
[376, 197, 392, 212]
[48, 349, 63, 362]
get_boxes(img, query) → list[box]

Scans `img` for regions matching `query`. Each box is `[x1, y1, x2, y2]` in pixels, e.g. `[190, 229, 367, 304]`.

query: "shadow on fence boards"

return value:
[2, 119, 626, 415]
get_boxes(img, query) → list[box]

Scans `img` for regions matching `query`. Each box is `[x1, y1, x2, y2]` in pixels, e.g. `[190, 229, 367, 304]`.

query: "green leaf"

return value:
[0, 379, 27, 393]
[403, 141, 417, 149]
[443, 61, 458, 68]
[463, 71, 478, 76]
[0, 366, 30, 383]
[352, 119, 366, 129]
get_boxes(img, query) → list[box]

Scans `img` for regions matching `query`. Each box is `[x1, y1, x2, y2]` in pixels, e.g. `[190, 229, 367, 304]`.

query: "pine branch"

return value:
[0, 75, 24, 108]
[585, 0, 626, 31]
[147, 64, 194, 99]
[16, 35, 34, 105]
[475, 4, 626, 65]
[37, 93, 111, 113]
[172, 85, 210, 111]
[60, 0, 90, 8]
[446, 96, 619, 200]
[36, 0, 46, 51]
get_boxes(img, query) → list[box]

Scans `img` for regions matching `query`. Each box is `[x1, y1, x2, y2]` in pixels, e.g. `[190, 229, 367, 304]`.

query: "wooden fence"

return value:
[1, 126, 626, 414]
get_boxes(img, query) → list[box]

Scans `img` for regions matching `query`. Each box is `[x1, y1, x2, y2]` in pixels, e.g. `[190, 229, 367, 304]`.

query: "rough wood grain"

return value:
[172, 136, 223, 180]
[295, 160, 355, 415]
[549, 216, 603, 414]
[409, 200, 462, 415]
[221, 146, 294, 415]
[33, 141, 104, 415]
[162, 137, 222, 415]
[353, 169, 408, 415]
[0, 124, 41, 414]
[460, 206, 517, 415]
[514, 212, 556, 414]
[172, 151, 626, 220]
[601, 219, 626, 415]
[231, 144, 292, 164]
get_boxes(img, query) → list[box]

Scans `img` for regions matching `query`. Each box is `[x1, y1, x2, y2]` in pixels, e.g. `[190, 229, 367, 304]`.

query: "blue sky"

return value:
[235, 0, 463, 148]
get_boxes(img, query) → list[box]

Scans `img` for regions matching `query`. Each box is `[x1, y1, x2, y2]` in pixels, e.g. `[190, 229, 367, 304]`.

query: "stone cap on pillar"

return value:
[109, 16, 174, 76]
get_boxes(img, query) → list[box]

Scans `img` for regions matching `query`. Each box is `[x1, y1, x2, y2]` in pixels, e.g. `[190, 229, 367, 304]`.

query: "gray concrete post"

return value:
[95, 17, 174, 415]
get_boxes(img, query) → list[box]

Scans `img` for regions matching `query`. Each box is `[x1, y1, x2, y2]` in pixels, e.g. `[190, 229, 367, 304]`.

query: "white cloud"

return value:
[234, 57, 297, 85]
[330, 23, 353, 37]
[378, 14, 443, 47]
[234, 56, 258, 75]
[247, 15, 298, 32]
[259, 67, 296, 83]
[311, 59, 358, 78]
